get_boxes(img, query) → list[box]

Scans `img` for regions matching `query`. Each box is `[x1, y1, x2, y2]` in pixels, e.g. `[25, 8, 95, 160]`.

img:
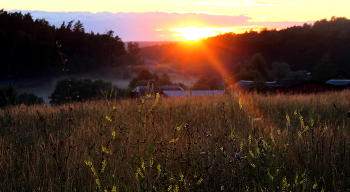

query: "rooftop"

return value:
[326, 79, 350, 86]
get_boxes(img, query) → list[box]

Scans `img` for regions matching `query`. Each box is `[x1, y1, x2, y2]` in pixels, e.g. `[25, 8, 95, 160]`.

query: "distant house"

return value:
[232, 80, 337, 94]
[232, 80, 254, 92]
[270, 80, 336, 93]
[232, 80, 276, 92]
[326, 79, 350, 89]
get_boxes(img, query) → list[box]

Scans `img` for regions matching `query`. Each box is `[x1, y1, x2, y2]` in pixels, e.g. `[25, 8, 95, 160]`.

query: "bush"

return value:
[18, 92, 44, 105]
[0, 86, 16, 107]
[0, 86, 44, 107]
[128, 69, 159, 88]
[49, 76, 126, 105]
[192, 76, 223, 90]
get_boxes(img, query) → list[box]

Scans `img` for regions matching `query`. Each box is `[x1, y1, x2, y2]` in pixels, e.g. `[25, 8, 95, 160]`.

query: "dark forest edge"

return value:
[140, 16, 350, 83]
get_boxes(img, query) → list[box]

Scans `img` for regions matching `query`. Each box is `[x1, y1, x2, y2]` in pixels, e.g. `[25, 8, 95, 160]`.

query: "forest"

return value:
[1, 9, 350, 84]
[140, 17, 350, 82]
[0, 9, 126, 80]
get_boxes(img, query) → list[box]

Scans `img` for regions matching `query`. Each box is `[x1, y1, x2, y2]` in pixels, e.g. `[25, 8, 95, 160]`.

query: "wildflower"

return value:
[220, 185, 225, 191]
[205, 131, 212, 137]
[252, 117, 262, 121]
[200, 152, 207, 155]
[184, 123, 189, 128]
[258, 137, 264, 148]
[235, 153, 241, 160]
[198, 136, 201, 139]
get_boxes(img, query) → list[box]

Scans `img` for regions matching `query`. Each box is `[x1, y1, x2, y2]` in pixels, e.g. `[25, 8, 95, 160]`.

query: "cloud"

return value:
[17, 10, 313, 41]
[196, 1, 284, 6]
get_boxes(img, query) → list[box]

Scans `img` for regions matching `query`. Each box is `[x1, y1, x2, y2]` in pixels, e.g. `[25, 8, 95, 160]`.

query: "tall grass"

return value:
[0, 90, 350, 191]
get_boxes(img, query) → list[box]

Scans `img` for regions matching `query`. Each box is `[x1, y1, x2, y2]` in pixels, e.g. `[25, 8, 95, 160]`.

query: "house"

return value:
[270, 80, 336, 93]
[326, 79, 350, 89]
[232, 80, 276, 92]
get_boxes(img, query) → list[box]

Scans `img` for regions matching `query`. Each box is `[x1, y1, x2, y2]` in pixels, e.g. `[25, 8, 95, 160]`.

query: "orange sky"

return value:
[3, 0, 349, 41]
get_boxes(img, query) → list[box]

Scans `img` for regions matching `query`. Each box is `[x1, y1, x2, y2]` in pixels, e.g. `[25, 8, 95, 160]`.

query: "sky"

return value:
[3, 0, 350, 41]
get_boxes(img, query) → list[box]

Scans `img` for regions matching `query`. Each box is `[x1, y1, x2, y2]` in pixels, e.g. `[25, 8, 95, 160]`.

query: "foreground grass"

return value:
[1, 90, 350, 191]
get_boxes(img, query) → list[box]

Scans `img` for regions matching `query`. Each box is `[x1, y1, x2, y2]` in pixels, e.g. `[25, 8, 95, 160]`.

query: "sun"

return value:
[170, 26, 225, 41]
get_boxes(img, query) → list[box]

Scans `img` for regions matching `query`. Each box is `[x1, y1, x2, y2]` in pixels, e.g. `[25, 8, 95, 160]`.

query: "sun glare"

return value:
[170, 26, 232, 41]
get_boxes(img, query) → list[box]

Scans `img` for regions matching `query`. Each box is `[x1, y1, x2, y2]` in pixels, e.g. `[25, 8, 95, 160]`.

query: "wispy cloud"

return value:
[196, 1, 284, 6]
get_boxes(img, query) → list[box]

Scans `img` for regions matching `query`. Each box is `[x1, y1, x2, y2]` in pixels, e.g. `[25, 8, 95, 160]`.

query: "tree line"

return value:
[0, 9, 130, 80]
[140, 17, 350, 82]
[2, 10, 350, 105]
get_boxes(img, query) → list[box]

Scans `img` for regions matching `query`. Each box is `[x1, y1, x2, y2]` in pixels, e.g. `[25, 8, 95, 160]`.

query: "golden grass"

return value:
[1, 90, 350, 191]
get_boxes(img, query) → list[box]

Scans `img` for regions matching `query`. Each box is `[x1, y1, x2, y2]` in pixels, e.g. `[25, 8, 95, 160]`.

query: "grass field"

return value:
[1, 90, 350, 191]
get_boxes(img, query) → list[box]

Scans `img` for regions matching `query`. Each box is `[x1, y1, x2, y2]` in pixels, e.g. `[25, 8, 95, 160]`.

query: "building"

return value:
[271, 80, 337, 93]
[326, 79, 350, 89]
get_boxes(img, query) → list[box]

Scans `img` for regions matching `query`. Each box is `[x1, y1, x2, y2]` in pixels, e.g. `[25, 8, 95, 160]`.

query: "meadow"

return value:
[1, 90, 350, 191]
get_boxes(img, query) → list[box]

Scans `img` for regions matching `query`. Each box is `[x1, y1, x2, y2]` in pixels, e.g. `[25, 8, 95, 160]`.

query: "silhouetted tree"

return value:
[49, 77, 124, 105]
[0, 10, 126, 80]
[270, 62, 291, 81]
[192, 76, 222, 90]
[128, 70, 159, 88]
[158, 73, 173, 86]
[234, 53, 270, 82]
[313, 53, 337, 82]
[139, 17, 350, 80]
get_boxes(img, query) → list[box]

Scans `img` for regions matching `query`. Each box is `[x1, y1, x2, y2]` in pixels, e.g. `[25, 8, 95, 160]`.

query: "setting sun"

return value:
[170, 26, 232, 41]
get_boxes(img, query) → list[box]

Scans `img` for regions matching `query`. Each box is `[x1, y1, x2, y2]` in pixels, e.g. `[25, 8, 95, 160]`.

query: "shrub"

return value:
[0, 86, 16, 107]
[0, 86, 43, 107]
[49, 76, 125, 104]
[18, 92, 44, 105]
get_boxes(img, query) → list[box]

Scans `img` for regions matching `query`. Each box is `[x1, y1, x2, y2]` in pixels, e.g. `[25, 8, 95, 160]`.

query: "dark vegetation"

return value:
[0, 86, 44, 106]
[49, 77, 126, 105]
[140, 17, 350, 82]
[128, 69, 188, 90]
[0, 9, 126, 80]
[1, 91, 350, 191]
[1, 10, 350, 105]
[2, 10, 350, 85]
